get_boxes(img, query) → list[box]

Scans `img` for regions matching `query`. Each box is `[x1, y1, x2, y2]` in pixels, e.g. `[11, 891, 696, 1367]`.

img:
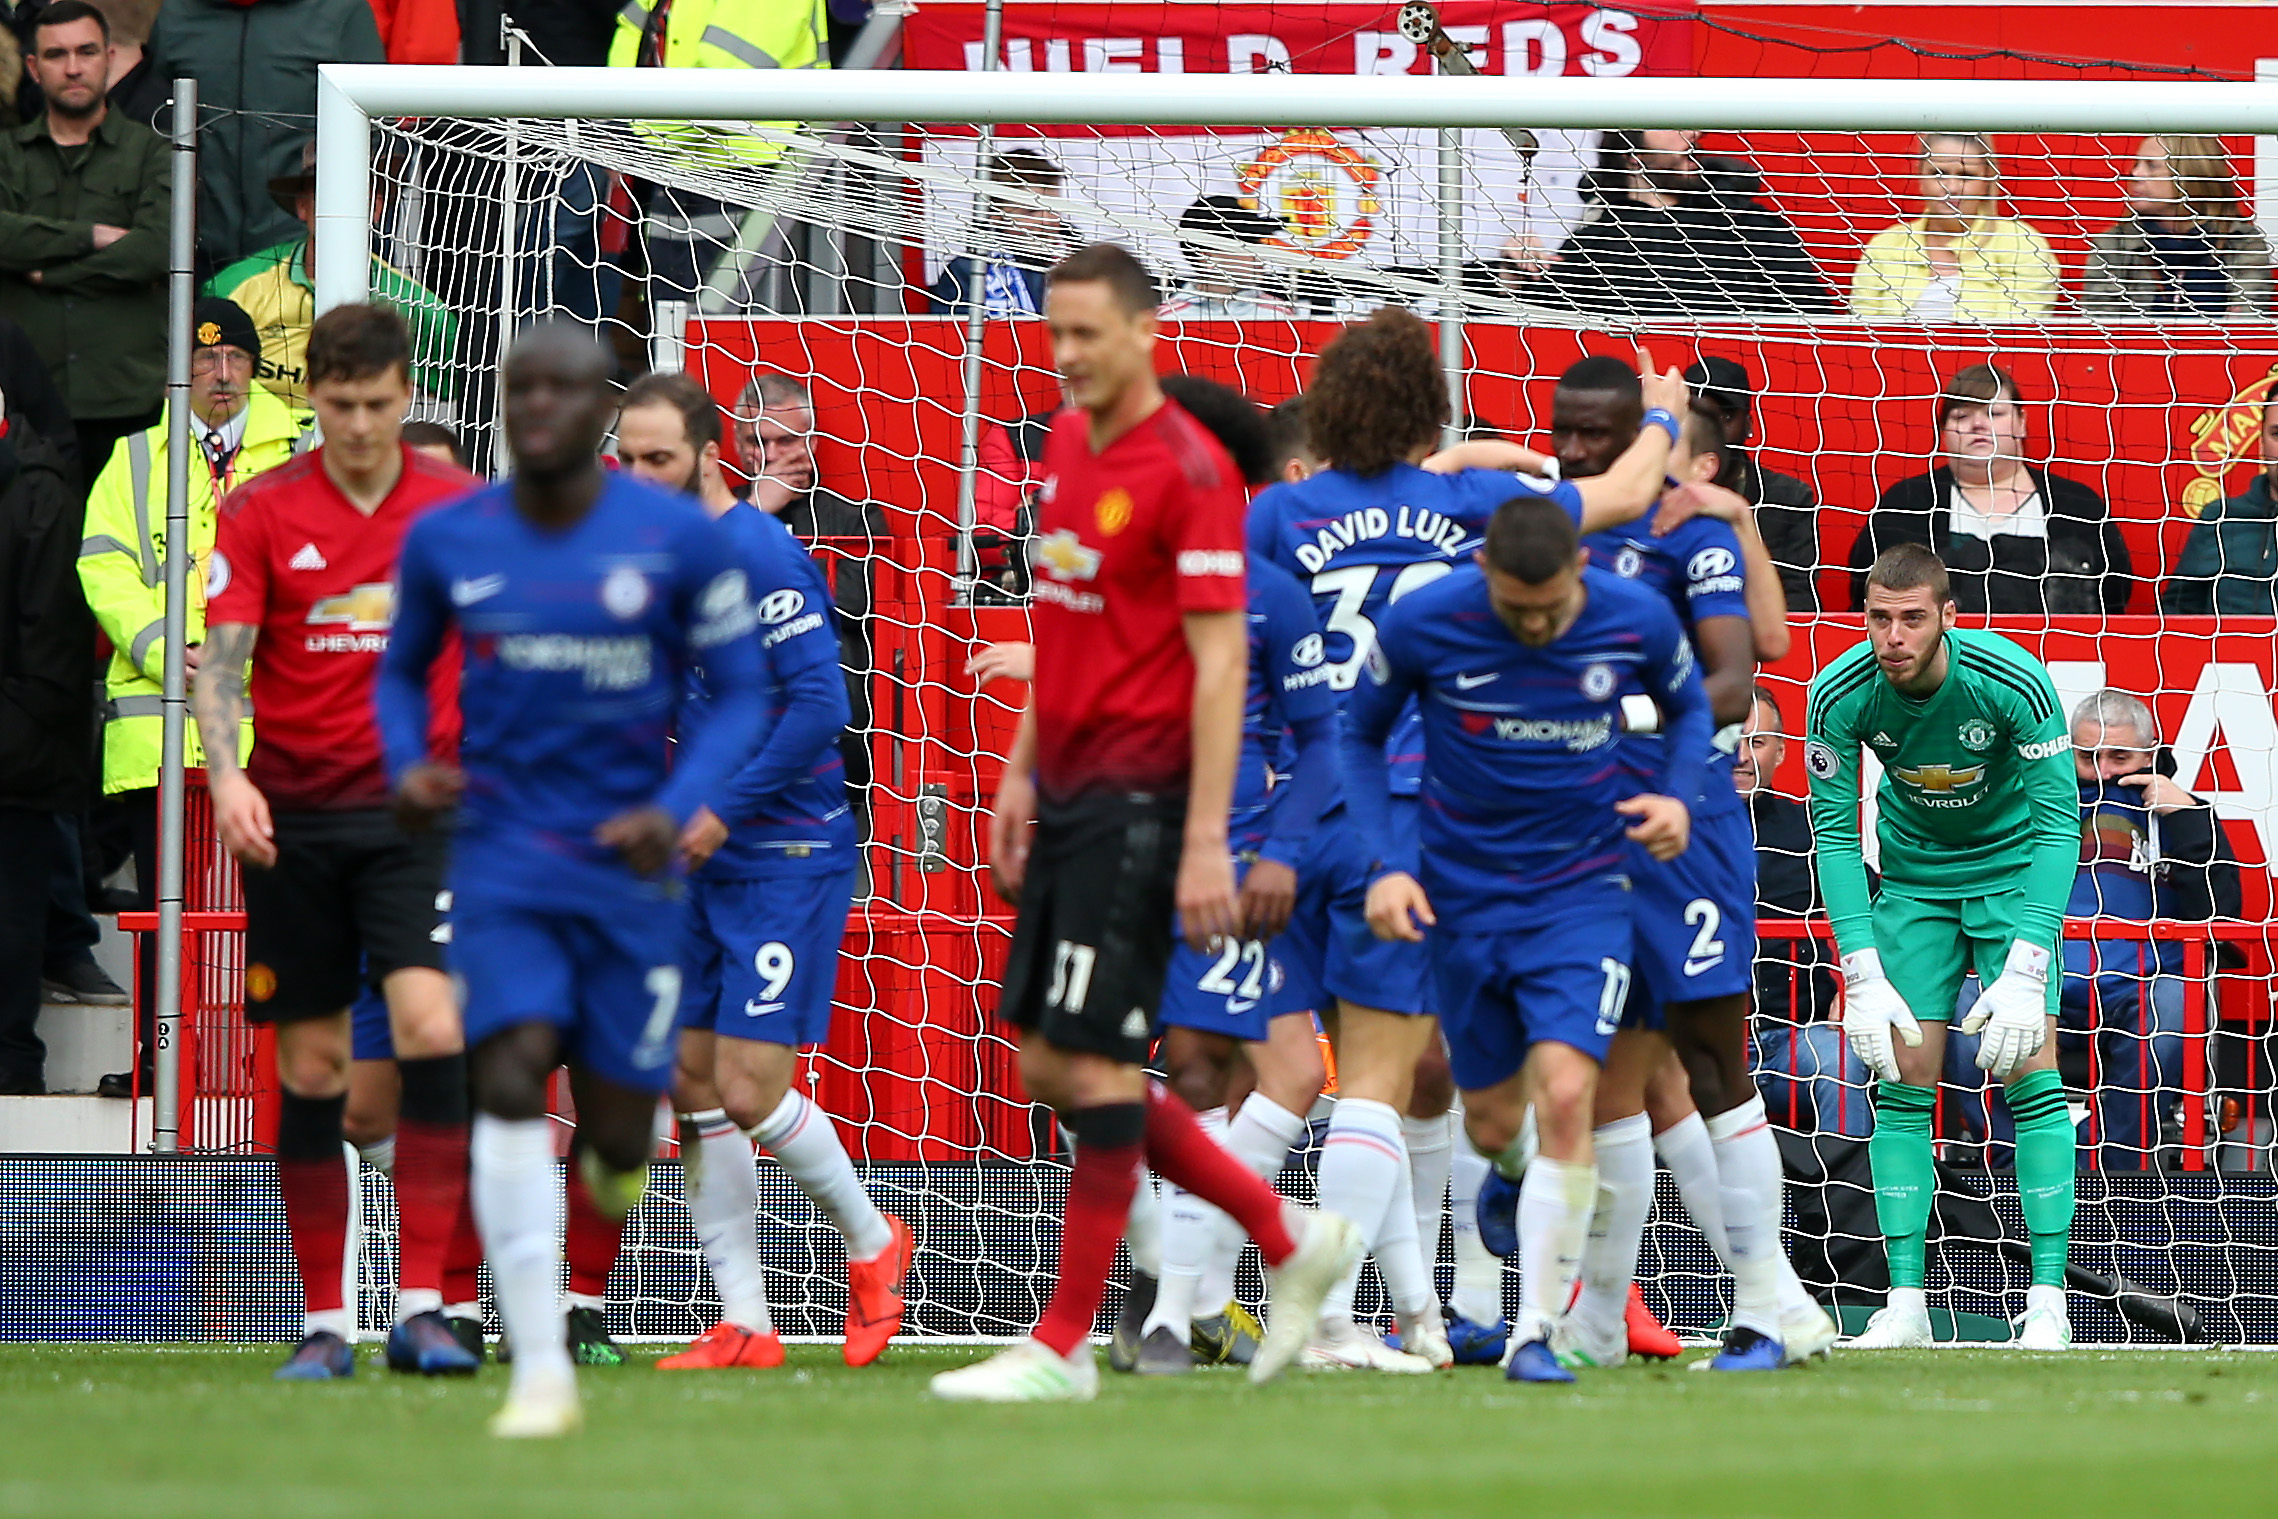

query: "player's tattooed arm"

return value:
[192, 622, 257, 779]
[194, 622, 277, 868]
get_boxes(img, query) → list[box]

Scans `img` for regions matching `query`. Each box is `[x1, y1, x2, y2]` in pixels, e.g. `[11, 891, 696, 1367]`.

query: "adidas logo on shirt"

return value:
[288, 542, 328, 571]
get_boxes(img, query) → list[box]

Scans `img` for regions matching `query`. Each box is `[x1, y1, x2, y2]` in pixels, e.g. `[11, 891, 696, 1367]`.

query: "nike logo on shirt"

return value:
[451, 575, 507, 606]
[1454, 672, 1497, 690]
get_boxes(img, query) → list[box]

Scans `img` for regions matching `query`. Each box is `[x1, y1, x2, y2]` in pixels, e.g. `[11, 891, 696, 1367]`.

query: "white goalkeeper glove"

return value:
[1839, 947, 1923, 1084]
[1960, 939, 2052, 1080]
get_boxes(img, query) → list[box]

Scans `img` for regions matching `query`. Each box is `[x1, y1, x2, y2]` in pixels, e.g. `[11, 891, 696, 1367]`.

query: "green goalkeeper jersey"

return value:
[1803, 627, 2079, 957]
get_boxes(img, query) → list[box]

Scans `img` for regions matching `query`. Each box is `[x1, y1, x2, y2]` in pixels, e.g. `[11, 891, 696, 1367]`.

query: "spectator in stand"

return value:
[0, 1, 167, 488]
[399, 418, 466, 469]
[1159, 196, 1297, 321]
[0, 373, 94, 1095]
[142, 0, 384, 271]
[2163, 398, 2278, 615]
[1738, 684, 1869, 1138]
[206, 141, 459, 414]
[76, 298, 286, 1097]
[1849, 363, 2129, 615]
[2050, 690, 2240, 1170]
[927, 149, 1077, 317]
[735, 370, 884, 831]
[610, 0, 833, 308]
[1684, 353, 1821, 612]
[2086, 136, 2271, 319]
[10, 1, 166, 124]
[1851, 133, 2058, 321]
[1516, 129, 1836, 316]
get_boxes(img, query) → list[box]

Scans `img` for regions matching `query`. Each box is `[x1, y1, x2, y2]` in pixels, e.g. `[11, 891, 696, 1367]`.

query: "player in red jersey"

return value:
[929, 244, 1362, 1403]
[196, 305, 481, 1379]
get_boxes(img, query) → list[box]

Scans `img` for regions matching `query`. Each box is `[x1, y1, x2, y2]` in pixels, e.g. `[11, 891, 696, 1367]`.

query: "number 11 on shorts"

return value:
[1048, 940, 1097, 1012]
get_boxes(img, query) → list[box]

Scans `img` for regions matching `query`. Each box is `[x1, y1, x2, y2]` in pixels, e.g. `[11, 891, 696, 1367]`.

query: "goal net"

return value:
[296, 55, 2278, 1347]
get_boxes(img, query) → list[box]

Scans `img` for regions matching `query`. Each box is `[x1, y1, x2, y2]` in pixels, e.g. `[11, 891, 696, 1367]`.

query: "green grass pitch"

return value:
[2, 1342, 2269, 1517]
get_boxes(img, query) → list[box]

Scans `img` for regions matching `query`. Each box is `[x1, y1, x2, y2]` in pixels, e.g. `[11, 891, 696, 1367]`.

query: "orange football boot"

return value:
[843, 1213, 913, 1367]
[657, 1322, 785, 1370]
[1625, 1283, 1684, 1360]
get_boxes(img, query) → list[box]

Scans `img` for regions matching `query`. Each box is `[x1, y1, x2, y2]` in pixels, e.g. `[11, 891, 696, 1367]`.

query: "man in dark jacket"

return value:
[142, 0, 384, 269]
[2057, 689, 2241, 1170]
[735, 370, 887, 831]
[0, 2, 168, 485]
[1685, 354, 1822, 611]
[2162, 399, 2278, 615]
[1519, 131, 1837, 317]
[1847, 464, 2131, 616]
[0, 384, 96, 1094]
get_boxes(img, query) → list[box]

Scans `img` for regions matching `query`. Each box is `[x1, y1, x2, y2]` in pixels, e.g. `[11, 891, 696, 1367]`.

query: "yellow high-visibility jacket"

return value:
[75, 389, 301, 793]
[609, 0, 830, 166]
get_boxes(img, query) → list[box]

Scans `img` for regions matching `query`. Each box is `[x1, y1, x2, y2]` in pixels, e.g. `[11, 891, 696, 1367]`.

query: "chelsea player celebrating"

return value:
[378, 326, 770, 1437]
[1344, 494, 1710, 1384]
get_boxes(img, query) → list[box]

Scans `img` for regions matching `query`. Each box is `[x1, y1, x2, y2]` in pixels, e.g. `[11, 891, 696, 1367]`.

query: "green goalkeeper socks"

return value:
[2006, 1068, 2077, 1287]
[1868, 1081, 1937, 1290]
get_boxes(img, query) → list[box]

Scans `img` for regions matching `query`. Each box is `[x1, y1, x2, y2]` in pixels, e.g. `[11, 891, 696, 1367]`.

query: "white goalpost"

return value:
[303, 61, 2278, 1347]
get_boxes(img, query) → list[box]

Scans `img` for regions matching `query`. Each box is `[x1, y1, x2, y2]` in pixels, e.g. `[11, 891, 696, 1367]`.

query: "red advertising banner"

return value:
[905, 3, 1694, 80]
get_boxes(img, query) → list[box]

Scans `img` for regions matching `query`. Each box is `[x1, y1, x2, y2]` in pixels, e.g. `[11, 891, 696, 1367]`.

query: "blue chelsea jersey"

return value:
[1234, 557, 1339, 857]
[683, 504, 855, 877]
[377, 474, 767, 909]
[1247, 463, 1583, 795]
[1340, 564, 1710, 928]
[1581, 512, 1751, 818]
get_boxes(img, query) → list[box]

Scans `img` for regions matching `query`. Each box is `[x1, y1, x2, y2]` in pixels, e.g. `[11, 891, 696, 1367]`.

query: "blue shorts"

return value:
[1622, 805, 1758, 1026]
[679, 861, 855, 1047]
[1278, 804, 1431, 1019]
[1430, 876, 1634, 1091]
[1159, 856, 1285, 1042]
[350, 985, 393, 1062]
[452, 899, 687, 1093]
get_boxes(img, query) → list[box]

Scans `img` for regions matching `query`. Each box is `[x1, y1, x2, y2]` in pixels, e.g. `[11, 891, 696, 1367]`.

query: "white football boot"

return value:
[930, 1337, 1099, 1402]
[1251, 1209, 1366, 1385]
[2013, 1286, 2072, 1351]
[1300, 1316, 1435, 1373]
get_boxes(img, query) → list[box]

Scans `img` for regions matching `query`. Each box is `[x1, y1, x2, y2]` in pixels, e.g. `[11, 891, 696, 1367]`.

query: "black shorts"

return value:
[998, 792, 1184, 1066]
[241, 807, 450, 1025]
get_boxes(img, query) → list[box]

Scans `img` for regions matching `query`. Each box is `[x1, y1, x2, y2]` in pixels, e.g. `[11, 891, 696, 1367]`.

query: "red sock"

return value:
[280, 1157, 350, 1316]
[393, 1119, 468, 1301]
[1144, 1083, 1299, 1265]
[565, 1164, 625, 1299]
[441, 1183, 482, 1307]
[1032, 1107, 1144, 1358]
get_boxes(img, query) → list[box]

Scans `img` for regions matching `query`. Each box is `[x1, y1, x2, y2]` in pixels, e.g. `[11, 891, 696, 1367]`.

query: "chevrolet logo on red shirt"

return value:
[1035, 529, 1102, 581]
[307, 582, 397, 633]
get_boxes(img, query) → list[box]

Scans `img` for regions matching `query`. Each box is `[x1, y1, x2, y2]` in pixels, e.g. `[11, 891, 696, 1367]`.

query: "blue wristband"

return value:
[1643, 407, 1680, 445]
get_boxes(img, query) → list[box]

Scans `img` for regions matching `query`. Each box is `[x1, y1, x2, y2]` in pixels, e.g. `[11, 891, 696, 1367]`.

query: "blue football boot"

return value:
[1475, 1168, 1522, 1259]
[386, 1310, 482, 1375]
[1708, 1326, 1787, 1372]
[1504, 1335, 1576, 1384]
[274, 1331, 355, 1380]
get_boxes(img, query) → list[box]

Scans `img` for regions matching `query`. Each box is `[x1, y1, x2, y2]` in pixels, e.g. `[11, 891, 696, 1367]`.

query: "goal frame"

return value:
[310, 63, 2278, 316]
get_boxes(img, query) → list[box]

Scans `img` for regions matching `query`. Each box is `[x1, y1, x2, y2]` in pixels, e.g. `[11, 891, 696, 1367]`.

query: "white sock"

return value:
[444, 1301, 480, 1322]
[395, 1288, 443, 1322]
[1403, 1111, 1453, 1287]
[1373, 1125, 1434, 1319]
[472, 1113, 571, 1391]
[1447, 1145, 1503, 1324]
[1571, 1114, 1653, 1347]
[1516, 1156, 1597, 1342]
[1201, 1095, 1307, 1314]
[1125, 1171, 1162, 1279]
[683, 1109, 772, 1333]
[1146, 1107, 1228, 1336]
[358, 1134, 396, 1176]
[1888, 1284, 1928, 1322]
[1654, 1111, 1729, 1262]
[305, 1305, 352, 1339]
[1706, 1096, 1786, 1338]
[751, 1089, 893, 1262]
[1315, 1098, 1405, 1321]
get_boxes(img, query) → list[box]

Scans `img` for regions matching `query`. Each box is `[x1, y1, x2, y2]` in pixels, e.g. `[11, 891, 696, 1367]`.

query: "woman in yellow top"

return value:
[1850, 133, 2059, 320]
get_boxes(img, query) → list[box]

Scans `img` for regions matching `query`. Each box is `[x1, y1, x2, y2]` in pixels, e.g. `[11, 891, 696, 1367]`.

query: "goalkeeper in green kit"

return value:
[1804, 546, 2078, 1350]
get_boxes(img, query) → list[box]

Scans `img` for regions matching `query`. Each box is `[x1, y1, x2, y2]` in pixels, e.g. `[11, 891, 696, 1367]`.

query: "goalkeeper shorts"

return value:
[1872, 886, 2061, 1023]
